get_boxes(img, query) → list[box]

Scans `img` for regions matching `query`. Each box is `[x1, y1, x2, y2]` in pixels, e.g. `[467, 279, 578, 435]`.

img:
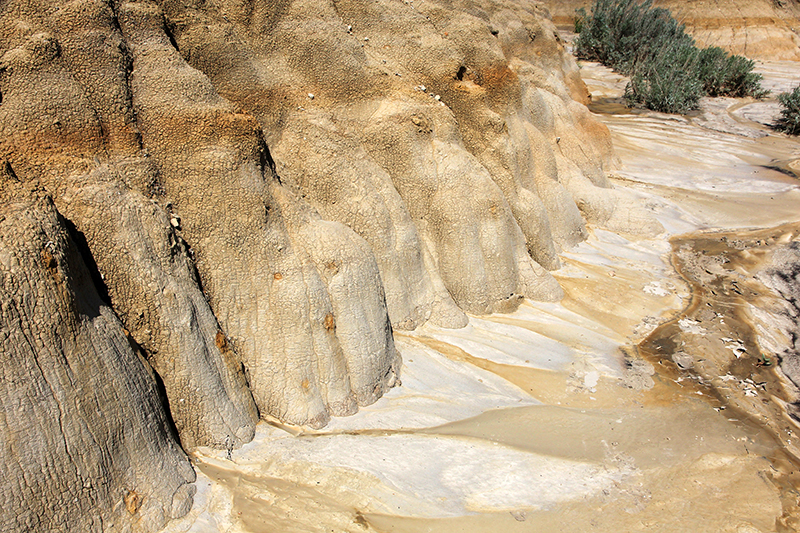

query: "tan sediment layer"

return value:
[363, 348, 787, 531]
[367, 225, 800, 533]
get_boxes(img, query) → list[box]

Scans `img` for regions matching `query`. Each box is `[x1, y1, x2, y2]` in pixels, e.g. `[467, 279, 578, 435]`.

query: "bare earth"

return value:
[164, 59, 800, 533]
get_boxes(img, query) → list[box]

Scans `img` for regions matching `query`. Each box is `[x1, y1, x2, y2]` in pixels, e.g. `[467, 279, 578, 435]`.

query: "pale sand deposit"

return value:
[164, 61, 800, 533]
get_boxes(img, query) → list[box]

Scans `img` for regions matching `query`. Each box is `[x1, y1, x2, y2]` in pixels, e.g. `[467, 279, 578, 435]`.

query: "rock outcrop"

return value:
[0, 0, 655, 530]
[657, 0, 800, 61]
[0, 181, 196, 532]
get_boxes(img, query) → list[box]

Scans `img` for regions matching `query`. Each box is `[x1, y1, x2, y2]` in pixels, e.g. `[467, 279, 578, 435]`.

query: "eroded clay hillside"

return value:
[547, 0, 800, 60]
[0, 0, 658, 531]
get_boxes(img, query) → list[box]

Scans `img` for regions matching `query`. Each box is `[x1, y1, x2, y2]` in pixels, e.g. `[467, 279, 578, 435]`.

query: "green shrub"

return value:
[624, 42, 703, 113]
[575, 0, 767, 113]
[574, 7, 587, 34]
[776, 86, 800, 135]
[574, 0, 691, 75]
[695, 47, 766, 98]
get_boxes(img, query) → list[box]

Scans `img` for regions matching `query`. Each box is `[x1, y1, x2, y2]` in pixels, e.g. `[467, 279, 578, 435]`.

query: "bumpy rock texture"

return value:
[0, 181, 196, 532]
[0, 0, 651, 530]
[548, 0, 800, 60]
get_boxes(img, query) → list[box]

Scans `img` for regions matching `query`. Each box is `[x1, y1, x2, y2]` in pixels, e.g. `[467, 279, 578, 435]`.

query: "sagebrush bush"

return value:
[575, 0, 690, 75]
[776, 86, 800, 135]
[575, 0, 767, 113]
[695, 47, 767, 98]
[624, 42, 703, 113]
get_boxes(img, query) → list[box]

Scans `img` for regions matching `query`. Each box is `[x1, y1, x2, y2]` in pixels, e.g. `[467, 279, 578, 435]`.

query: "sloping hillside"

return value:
[0, 1, 654, 530]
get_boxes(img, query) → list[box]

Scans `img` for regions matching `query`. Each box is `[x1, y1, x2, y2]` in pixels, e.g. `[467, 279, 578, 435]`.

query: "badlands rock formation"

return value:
[0, 0, 654, 530]
[0, 181, 196, 532]
[662, 0, 800, 60]
[548, 0, 800, 61]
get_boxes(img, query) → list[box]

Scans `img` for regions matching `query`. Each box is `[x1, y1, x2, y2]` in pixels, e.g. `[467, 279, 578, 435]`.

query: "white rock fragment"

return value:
[583, 370, 599, 390]
[671, 351, 694, 369]
[678, 317, 706, 334]
[643, 281, 670, 296]
[724, 340, 747, 358]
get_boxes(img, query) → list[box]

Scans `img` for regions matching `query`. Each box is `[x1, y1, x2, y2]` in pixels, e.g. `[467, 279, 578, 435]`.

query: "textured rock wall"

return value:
[657, 0, 800, 61]
[0, 0, 657, 530]
[0, 180, 196, 532]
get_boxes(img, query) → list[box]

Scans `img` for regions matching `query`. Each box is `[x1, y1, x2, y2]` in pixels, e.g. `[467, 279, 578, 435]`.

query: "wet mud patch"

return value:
[587, 97, 637, 116]
[639, 221, 800, 531]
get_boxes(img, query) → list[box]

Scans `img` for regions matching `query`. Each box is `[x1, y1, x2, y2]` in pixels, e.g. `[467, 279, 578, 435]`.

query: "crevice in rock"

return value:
[63, 217, 112, 309]
[109, 0, 145, 153]
[129, 332, 185, 450]
[257, 128, 278, 179]
[162, 18, 181, 53]
[1, 160, 19, 182]
[177, 235, 208, 300]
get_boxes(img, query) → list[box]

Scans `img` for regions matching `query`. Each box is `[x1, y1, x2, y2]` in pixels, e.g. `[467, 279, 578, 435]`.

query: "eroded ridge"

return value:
[0, 182, 196, 533]
[0, 1, 664, 529]
[0, 0, 656, 439]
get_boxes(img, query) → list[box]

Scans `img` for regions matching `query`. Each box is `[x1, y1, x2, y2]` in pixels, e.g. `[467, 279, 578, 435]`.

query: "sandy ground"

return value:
[162, 60, 800, 533]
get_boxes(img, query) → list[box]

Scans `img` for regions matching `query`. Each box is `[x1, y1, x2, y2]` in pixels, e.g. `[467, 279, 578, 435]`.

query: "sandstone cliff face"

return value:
[547, 0, 800, 61]
[0, 0, 650, 530]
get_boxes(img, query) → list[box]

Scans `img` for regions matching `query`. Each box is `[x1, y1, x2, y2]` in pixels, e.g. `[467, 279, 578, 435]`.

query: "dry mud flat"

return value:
[165, 66, 800, 533]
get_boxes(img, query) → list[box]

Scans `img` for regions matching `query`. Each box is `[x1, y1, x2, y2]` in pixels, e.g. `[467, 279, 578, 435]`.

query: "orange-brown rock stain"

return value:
[324, 313, 335, 331]
[215, 331, 228, 352]
[124, 490, 142, 514]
